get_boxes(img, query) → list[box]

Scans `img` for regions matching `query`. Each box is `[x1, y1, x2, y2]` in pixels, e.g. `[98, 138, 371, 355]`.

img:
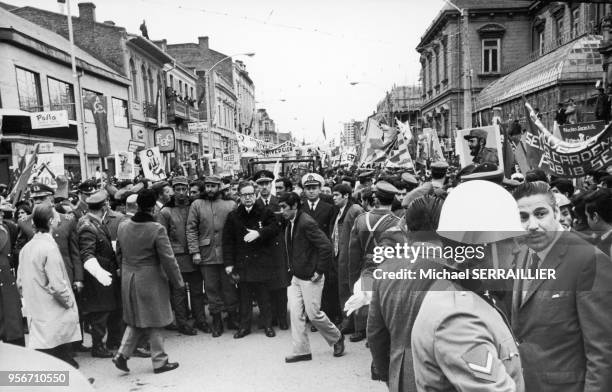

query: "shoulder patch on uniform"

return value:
[461, 344, 498, 382]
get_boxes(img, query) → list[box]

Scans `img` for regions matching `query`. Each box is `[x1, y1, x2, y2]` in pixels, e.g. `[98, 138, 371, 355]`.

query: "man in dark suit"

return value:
[279, 192, 345, 363]
[331, 184, 363, 330]
[254, 170, 289, 330]
[300, 173, 334, 237]
[584, 188, 612, 257]
[512, 181, 612, 392]
[223, 181, 279, 339]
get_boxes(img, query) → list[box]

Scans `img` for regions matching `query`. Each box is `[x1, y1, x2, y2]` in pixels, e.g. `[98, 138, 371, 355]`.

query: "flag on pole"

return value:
[360, 117, 398, 165]
[395, 117, 413, 144]
[8, 144, 40, 203]
[385, 129, 415, 170]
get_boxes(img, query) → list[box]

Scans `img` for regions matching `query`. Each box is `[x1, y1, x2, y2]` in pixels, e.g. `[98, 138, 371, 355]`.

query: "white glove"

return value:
[344, 278, 373, 316]
[84, 258, 113, 287]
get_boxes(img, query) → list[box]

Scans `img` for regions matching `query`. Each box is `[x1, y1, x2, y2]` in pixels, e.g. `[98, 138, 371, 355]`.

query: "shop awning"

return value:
[474, 35, 603, 112]
[0, 109, 78, 141]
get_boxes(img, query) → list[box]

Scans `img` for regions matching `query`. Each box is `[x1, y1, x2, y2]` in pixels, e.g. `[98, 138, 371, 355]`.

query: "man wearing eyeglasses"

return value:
[223, 181, 280, 339]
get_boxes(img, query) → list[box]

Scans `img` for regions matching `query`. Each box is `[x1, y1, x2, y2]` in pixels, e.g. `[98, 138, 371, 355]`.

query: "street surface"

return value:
[77, 327, 387, 392]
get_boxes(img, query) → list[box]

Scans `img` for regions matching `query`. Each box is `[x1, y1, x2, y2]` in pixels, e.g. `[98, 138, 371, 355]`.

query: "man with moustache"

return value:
[512, 181, 612, 392]
[186, 176, 238, 337]
[159, 177, 210, 336]
[463, 129, 499, 166]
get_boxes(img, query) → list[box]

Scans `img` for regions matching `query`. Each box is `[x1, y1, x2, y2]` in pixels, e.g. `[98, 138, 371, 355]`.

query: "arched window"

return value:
[130, 59, 138, 100]
[141, 64, 148, 102]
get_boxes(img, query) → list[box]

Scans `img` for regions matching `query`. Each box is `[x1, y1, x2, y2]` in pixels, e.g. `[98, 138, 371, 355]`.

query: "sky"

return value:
[10, 0, 444, 145]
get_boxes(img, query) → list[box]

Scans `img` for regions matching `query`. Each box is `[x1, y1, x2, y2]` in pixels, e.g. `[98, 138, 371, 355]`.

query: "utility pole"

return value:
[66, 0, 88, 180]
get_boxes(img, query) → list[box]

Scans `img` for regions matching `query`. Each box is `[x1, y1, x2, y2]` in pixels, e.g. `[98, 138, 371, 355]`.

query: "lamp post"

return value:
[203, 52, 255, 175]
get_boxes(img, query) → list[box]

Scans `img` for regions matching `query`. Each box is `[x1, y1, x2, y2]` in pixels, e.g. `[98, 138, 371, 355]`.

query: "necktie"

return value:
[310, 202, 315, 212]
[528, 253, 540, 275]
[265, 199, 269, 206]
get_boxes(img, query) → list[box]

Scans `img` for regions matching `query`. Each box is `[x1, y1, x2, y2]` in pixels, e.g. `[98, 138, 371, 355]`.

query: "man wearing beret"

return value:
[76, 190, 121, 358]
[186, 176, 238, 337]
[347, 181, 400, 344]
[463, 129, 499, 166]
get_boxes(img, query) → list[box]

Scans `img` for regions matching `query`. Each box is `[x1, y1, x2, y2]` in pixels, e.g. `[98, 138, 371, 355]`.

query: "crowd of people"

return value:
[1, 158, 612, 389]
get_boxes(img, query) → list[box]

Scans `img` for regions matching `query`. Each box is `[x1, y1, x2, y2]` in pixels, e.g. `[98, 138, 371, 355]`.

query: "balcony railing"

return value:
[187, 107, 200, 122]
[501, 21, 598, 75]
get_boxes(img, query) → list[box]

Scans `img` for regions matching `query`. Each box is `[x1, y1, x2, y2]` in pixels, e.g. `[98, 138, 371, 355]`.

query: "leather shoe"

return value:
[164, 323, 178, 331]
[153, 361, 179, 374]
[112, 354, 129, 372]
[278, 319, 289, 330]
[73, 343, 91, 352]
[177, 325, 197, 336]
[194, 321, 211, 333]
[91, 345, 114, 358]
[264, 327, 276, 338]
[333, 334, 345, 357]
[285, 353, 312, 363]
[349, 330, 366, 343]
[133, 347, 151, 358]
[233, 328, 251, 339]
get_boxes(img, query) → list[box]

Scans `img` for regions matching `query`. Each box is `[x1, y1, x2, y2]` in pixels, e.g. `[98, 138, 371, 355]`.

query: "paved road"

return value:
[76, 327, 388, 392]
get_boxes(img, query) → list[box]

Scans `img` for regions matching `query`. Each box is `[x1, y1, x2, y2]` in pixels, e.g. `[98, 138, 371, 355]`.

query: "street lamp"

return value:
[203, 52, 255, 174]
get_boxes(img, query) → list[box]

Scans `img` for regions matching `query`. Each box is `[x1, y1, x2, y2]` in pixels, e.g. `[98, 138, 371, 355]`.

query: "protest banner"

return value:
[559, 121, 606, 144]
[139, 146, 167, 181]
[28, 152, 65, 189]
[115, 151, 135, 180]
[523, 102, 612, 178]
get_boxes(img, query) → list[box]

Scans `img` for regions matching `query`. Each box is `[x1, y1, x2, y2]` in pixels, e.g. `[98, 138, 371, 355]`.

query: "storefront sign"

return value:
[128, 139, 146, 152]
[188, 122, 208, 134]
[154, 127, 176, 153]
[38, 142, 54, 153]
[30, 110, 68, 129]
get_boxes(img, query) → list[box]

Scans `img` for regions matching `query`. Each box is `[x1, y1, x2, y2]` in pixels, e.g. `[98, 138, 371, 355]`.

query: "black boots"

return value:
[211, 313, 224, 337]
[113, 353, 129, 372]
[91, 344, 113, 358]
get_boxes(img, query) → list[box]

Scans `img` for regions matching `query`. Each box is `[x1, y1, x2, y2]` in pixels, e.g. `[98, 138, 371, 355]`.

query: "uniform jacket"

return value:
[301, 197, 334, 238]
[158, 200, 196, 273]
[74, 199, 88, 220]
[116, 212, 184, 328]
[284, 211, 333, 280]
[0, 224, 23, 342]
[511, 231, 612, 392]
[222, 203, 279, 282]
[409, 277, 524, 392]
[76, 213, 119, 313]
[18, 212, 82, 283]
[473, 147, 499, 166]
[348, 208, 399, 289]
[102, 208, 126, 241]
[186, 197, 235, 264]
[17, 233, 81, 349]
[369, 257, 524, 392]
[255, 196, 290, 289]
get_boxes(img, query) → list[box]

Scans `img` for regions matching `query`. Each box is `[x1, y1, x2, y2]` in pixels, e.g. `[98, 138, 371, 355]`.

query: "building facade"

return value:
[375, 85, 422, 131]
[474, 2, 607, 130]
[342, 120, 361, 147]
[10, 2, 173, 166]
[233, 60, 256, 135]
[166, 36, 238, 160]
[254, 108, 277, 144]
[0, 6, 130, 182]
[417, 0, 533, 137]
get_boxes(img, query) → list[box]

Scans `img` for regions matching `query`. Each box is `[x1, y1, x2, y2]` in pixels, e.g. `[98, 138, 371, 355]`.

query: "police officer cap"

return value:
[302, 173, 324, 187]
[400, 172, 419, 185]
[151, 181, 170, 192]
[85, 190, 108, 205]
[172, 176, 189, 187]
[463, 128, 488, 140]
[78, 180, 97, 195]
[358, 170, 374, 179]
[29, 182, 55, 198]
[374, 181, 399, 200]
[430, 161, 449, 175]
[204, 175, 222, 185]
[253, 170, 274, 184]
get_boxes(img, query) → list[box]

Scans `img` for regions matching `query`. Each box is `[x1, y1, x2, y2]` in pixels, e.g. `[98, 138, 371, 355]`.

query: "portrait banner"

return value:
[115, 151, 135, 180]
[456, 125, 504, 170]
[139, 146, 167, 181]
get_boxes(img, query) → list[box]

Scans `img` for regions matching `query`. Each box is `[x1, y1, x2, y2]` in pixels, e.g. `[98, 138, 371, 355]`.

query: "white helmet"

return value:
[437, 180, 524, 244]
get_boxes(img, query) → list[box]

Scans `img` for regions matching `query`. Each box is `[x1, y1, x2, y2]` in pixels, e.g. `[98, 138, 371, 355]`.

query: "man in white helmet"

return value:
[368, 180, 525, 391]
